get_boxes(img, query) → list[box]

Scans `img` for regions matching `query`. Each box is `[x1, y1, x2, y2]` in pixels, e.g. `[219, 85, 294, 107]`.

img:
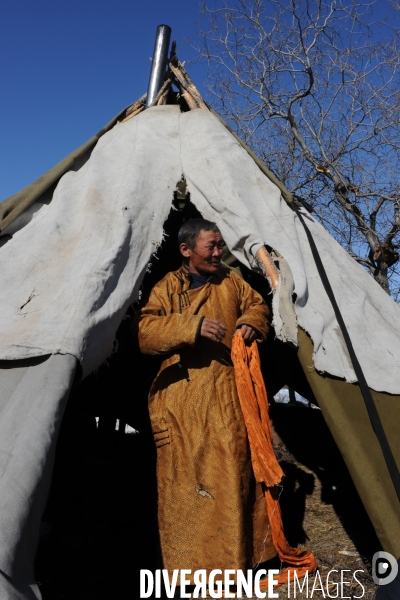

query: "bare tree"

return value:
[194, 0, 400, 299]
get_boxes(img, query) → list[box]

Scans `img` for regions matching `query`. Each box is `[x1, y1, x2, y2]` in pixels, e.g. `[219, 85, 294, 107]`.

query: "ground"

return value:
[35, 399, 379, 600]
[268, 445, 377, 599]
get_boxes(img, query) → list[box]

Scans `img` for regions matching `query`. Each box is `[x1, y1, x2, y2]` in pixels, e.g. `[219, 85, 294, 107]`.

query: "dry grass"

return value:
[266, 464, 377, 599]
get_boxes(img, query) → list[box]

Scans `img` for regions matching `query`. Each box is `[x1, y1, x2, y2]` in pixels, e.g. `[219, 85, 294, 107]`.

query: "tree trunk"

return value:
[374, 263, 390, 295]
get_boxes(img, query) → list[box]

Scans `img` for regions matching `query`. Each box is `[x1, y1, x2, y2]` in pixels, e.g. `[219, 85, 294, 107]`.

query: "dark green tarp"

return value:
[297, 327, 400, 558]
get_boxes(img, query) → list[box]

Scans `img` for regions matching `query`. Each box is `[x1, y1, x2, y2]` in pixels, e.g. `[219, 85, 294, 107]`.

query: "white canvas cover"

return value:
[0, 354, 76, 600]
[0, 106, 399, 393]
[0, 106, 182, 378]
[180, 109, 400, 395]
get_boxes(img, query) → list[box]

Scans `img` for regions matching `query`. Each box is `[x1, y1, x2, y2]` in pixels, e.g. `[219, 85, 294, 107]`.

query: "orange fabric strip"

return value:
[231, 333, 317, 590]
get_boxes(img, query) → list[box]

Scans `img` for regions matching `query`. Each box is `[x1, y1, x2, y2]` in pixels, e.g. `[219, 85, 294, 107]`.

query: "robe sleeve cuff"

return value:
[235, 320, 267, 342]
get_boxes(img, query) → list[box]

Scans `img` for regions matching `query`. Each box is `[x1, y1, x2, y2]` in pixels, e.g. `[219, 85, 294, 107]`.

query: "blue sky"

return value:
[1, 0, 207, 200]
[1, 1, 396, 202]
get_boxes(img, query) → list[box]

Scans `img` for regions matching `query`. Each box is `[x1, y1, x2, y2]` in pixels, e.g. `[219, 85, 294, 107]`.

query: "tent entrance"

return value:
[34, 193, 384, 598]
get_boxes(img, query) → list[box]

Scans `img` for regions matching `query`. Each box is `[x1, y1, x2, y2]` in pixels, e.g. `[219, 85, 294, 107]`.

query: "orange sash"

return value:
[231, 333, 317, 589]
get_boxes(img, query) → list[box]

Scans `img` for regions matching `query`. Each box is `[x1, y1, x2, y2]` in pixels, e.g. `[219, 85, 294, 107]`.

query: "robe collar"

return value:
[175, 263, 218, 292]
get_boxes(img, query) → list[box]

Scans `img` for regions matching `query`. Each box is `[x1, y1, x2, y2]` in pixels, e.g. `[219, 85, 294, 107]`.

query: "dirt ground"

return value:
[35, 400, 379, 600]
[268, 404, 379, 600]
[262, 456, 378, 599]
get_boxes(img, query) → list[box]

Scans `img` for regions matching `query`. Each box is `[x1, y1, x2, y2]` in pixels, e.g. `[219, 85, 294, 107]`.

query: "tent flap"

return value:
[178, 108, 400, 395]
[0, 106, 182, 378]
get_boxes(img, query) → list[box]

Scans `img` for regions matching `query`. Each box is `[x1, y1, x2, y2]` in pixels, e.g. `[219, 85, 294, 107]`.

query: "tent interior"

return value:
[0, 52, 399, 599]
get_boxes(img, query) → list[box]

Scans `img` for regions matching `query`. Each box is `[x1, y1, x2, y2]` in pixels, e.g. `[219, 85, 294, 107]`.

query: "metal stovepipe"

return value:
[145, 25, 172, 108]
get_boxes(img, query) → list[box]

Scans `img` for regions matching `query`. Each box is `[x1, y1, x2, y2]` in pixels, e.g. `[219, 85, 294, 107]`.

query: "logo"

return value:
[372, 551, 398, 586]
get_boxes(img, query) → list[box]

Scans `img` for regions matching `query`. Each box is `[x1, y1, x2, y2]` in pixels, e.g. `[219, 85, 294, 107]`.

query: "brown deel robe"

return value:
[137, 266, 276, 581]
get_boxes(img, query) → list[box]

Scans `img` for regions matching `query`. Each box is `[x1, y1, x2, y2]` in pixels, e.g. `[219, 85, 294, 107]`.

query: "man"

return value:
[136, 218, 276, 582]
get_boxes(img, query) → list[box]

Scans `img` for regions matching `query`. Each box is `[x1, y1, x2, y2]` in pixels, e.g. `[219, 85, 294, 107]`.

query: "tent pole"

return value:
[146, 25, 171, 108]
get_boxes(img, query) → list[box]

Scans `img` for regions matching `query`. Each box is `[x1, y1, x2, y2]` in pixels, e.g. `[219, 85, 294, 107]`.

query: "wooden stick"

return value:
[169, 61, 207, 109]
[172, 60, 207, 108]
[120, 105, 145, 123]
[255, 246, 280, 290]
[125, 93, 146, 117]
[170, 40, 177, 61]
[149, 75, 173, 108]
[181, 90, 198, 110]
[157, 84, 171, 105]
[121, 76, 172, 120]
[169, 63, 198, 101]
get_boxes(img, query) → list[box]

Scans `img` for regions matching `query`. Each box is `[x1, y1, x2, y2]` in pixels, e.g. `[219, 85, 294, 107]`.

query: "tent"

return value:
[0, 51, 399, 600]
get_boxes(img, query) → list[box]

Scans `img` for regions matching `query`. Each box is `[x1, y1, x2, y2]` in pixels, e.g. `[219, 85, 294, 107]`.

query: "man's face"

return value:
[180, 230, 224, 277]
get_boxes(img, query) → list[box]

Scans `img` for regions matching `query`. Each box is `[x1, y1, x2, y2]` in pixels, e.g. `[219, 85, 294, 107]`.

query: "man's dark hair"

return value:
[178, 218, 221, 250]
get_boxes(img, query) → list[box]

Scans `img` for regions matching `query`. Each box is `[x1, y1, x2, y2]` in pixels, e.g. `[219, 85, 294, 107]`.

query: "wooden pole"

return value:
[169, 60, 207, 109]
[255, 246, 280, 290]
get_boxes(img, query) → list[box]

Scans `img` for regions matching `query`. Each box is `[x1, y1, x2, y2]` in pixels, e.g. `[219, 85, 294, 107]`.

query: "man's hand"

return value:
[200, 317, 227, 342]
[236, 325, 258, 345]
